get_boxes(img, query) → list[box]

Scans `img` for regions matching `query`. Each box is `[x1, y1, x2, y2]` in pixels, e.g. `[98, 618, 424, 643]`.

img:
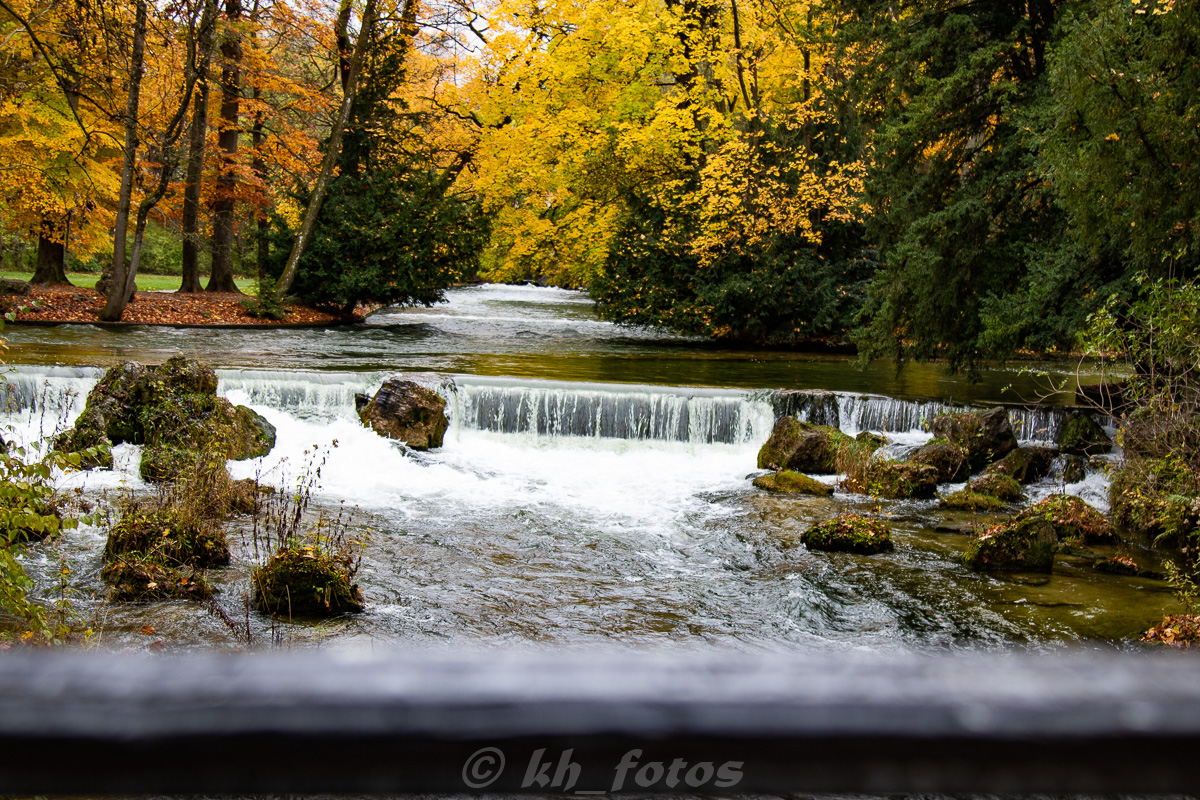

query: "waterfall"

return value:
[767, 390, 1076, 444]
[447, 380, 776, 445]
[0, 365, 1081, 449]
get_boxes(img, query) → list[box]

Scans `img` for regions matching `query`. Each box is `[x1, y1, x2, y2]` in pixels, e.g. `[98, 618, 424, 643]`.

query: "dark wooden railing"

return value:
[0, 650, 1197, 794]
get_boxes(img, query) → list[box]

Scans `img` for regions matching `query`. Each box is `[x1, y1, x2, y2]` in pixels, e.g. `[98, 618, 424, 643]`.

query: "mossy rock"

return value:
[939, 490, 1005, 512]
[757, 417, 859, 474]
[966, 473, 1023, 502]
[253, 542, 364, 617]
[53, 356, 275, 478]
[101, 560, 213, 602]
[752, 470, 835, 496]
[962, 522, 1058, 572]
[910, 439, 970, 483]
[1057, 412, 1113, 456]
[1062, 454, 1087, 484]
[930, 407, 1018, 471]
[1018, 494, 1116, 544]
[1094, 555, 1140, 576]
[962, 494, 1114, 573]
[988, 446, 1056, 484]
[104, 506, 230, 569]
[842, 461, 938, 499]
[801, 513, 894, 555]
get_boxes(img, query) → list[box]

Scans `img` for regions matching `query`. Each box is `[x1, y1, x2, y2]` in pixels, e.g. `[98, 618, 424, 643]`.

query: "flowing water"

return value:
[0, 285, 1173, 652]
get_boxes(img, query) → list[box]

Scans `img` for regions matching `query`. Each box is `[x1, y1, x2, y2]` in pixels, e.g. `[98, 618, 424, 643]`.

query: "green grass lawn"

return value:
[1, 271, 256, 293]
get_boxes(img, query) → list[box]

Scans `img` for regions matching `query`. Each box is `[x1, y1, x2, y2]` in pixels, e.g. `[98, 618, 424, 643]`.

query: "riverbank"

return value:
[2, 284, 356, 327]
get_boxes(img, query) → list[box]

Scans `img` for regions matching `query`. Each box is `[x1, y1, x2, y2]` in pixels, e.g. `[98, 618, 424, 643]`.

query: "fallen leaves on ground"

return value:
[5, 286, 358, 327]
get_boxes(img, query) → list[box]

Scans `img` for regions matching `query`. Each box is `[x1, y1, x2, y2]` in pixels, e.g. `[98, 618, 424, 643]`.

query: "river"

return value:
[0, 284, 1172, 652]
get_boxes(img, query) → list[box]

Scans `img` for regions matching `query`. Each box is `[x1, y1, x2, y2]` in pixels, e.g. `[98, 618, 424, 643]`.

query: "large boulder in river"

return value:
[841, 460, 939, 499]
[757, 417, 860, 474]
[359, 379, 448, 450]
[1057, 412, 1113, 456]
[53, 356, 275, 480]
[930, 407, 1018, 471]
[910, 439, 970, 482]
[986, 446, 1056, 485]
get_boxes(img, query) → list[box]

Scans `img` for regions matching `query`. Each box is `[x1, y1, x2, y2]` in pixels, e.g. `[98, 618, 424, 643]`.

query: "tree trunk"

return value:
[251, 87, 269, 283]
[180, 76, 211, 292]
[100, 0, 148, 321]
[275, 0, 377, 297]
[207, 0, 243, 294]
[32, 217, 72, 285]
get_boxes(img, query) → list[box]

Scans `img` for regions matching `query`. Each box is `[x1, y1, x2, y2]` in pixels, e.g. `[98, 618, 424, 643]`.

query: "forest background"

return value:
[0, 0, 1197, 368]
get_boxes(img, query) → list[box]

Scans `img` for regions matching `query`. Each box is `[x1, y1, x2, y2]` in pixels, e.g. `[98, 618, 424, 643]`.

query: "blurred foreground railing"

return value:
[0, 650, 1198, 794]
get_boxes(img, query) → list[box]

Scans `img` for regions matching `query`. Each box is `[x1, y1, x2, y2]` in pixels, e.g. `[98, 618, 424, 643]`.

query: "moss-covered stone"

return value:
[101, 502, 228, 602]
[841, 461, 939, 499]
[966, 473, 1023, 502]
[752, 470, 835, 496]
[988, 446, 1056, 484]
[53, 356, 275, 481]
[757, 417, 860, 474]
[962, 494, 1115, 573]
[1021, 494, 1116, 544]
[1094, 555, 1140, 576]
[253, 541, 364, 616]
[910, 439, 970, 482]
[962, 521, 1058, 572]
[801, 513, 894, 555]
[930, 407, 1018, 470]
[939, 490, 1005, 512]
[101, 560, 213, 602]
[1057, 412, 1113, 456]
[1062, 454, 1087, 484]
[104, 505, 230, 568]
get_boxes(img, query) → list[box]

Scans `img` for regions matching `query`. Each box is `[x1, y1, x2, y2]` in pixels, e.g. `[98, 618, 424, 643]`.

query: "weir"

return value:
[1, 367, 1080, 446]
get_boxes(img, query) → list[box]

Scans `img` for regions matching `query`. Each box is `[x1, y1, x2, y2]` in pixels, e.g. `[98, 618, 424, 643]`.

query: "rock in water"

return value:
[53, 356, 275, 480]
[752, 470, 835, 496]
[931, 407, 1018, 470]
[1057, 412, 1113, 456]
[988, 446, 1056, 484]
[756, 416, 861, 474]
[910, 439, 970, 482]
[359, 379, 449, 450]
[962, 494, 1115, 572]
[801, 513, 894, 555]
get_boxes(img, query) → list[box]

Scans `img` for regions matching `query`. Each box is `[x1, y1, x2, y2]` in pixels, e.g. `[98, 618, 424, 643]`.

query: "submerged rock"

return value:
[53, 356, 275, 481]
[752, 470, 835, 496]
[965, 473, 1023, 502]
[939, 490, 1005, 512]
[988, 446, 1056, 484]
[801, 513, 894, 555]
[359, 379, 448, 450]
[931, 407, 1018, 470]
[1057, 412, 1113, 456]
[757, 417, 859, 474]
[910, 439, 970, 483]
[841, 460, 939, 499]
